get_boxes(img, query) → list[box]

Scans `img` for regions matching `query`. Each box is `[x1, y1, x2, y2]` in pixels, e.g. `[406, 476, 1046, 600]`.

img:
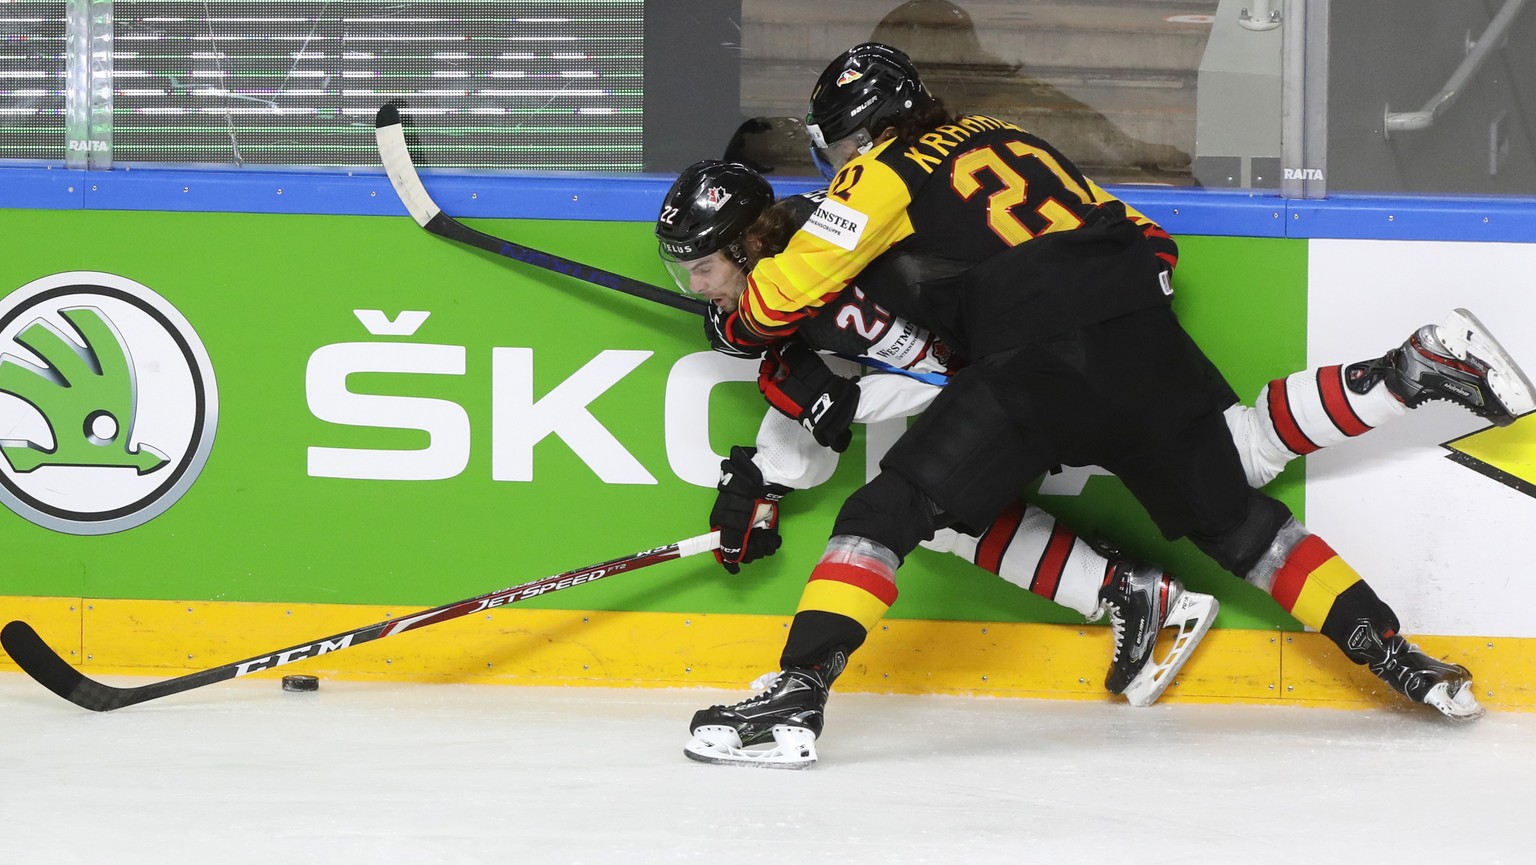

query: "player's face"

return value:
[679, 252, 747, 311]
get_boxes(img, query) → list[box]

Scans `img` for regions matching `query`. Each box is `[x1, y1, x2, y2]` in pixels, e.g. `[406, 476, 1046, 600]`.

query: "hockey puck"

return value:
[281, 674, 320, 692]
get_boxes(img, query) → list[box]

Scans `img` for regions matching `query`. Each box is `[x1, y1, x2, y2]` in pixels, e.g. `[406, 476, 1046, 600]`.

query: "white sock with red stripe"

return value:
[1228, 364, 1405, 486]
[922, 502, 1108, 617]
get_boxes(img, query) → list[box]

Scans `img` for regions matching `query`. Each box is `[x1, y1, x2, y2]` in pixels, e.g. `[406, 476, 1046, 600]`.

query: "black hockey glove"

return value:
[705, 303, 769, 359]
[711, 446, 791, 575]
[758, 340, 860, 453]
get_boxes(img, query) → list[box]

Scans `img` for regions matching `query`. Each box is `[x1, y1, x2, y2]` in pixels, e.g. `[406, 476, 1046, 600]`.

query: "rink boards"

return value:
[2, 168, 1535, 708]
[5, 594, 1533, 710]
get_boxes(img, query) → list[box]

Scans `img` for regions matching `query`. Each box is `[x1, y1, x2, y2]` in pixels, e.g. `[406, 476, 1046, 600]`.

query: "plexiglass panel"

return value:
[5, 0, 1530, 198]
[731, 0, 1217, 185]
[107, 1, 642, 168]
[1326, 0, 1535, 196]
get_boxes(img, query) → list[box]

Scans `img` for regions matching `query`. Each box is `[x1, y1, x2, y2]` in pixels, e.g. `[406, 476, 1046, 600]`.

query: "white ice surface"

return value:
[2, 673, 1531, 865]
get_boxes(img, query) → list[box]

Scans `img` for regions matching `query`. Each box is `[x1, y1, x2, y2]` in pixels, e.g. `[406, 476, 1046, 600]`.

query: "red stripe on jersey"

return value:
[1139, 225, 1179, 270]
[1315, 365, 1373, 438]
[1031, 522, 1077, 600]
[739, 293, 795, 333]
[1266, 377, 1320, 455]
[974, 501, 1028, 574]
[740, 280, 850, 338]
[738, 291, 804, 341]
[808, 561, 900, 607]
[749, 296, 804, 324]
[1269, 535, 1338, 612]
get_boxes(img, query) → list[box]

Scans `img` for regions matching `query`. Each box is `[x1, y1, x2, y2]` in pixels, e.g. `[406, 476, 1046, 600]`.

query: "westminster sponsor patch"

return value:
[804, 198, 868, 251]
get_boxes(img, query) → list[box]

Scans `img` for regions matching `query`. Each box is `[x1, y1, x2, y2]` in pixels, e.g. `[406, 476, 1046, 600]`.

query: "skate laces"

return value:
[722, 671, 788, 713]
[1107, 610, 1128, 662]
[1098, 567, 1133, 660]
[748, 671, 783, 691]
[1102, 570, 1174, 665]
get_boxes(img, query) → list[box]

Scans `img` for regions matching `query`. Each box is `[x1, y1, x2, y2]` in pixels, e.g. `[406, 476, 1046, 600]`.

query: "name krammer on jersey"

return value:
[739, 114, 1178, 342]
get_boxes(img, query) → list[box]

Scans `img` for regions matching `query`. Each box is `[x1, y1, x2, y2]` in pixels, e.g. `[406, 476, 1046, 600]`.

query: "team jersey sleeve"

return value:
[754, 369, 941, 489]
[753, 409, 840, 489]
[853, 374, 942, 425]
[738, 149, 916, 341]
[1087, 179, 1179, 272]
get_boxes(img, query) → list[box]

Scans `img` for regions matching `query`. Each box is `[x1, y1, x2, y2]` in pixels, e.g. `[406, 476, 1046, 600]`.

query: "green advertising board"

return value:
[0, 209, 1308, 630]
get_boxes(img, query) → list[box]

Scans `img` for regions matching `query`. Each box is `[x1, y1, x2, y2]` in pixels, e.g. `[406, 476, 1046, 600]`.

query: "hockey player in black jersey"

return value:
[678, 44, 1534, 767]
[658, 160, 1219, 723]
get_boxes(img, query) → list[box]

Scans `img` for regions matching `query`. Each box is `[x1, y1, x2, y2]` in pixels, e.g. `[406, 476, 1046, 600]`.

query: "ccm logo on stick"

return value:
[234, 636, 355, 676]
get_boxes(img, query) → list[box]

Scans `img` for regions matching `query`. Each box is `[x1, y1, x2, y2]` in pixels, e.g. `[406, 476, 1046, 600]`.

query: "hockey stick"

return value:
[1, 532, 720, 712]
[374, 103, 707, 317]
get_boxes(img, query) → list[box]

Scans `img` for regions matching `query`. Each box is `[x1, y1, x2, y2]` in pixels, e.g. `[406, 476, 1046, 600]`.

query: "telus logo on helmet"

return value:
[0, 271, 218, 534]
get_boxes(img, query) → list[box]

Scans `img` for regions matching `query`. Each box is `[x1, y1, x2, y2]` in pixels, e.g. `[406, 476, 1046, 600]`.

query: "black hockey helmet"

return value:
[655, 160, 774, 289]
[655, 160, 775, 264]
[805, 42, 934, 177]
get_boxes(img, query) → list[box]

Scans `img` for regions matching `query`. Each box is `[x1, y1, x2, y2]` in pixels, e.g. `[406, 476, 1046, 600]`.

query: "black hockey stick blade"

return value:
[2, 532, 720, 712]
[0, 619, 239, 711]
[374, 104, 707, 317]
[2, 620, 96, 705]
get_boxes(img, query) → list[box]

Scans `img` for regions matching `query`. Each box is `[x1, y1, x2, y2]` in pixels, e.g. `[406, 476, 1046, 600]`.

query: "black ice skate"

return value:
[1348, 308, 1535, 427]
[684, 659, 841, 769]
[1343, 623, 1485, 720]
[1095, 561, 1218, 707]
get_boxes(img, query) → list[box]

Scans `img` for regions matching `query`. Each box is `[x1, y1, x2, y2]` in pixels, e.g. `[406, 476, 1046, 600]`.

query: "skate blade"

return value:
[1424, 679, 1486, 722]
[1122, 592, 1219, 708]
[1445, 308, 1536, 422]
[683, 724, 818, 769]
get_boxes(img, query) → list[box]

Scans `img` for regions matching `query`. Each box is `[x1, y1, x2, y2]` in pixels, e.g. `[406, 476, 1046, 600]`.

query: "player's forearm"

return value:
[753, 410, 840, 489]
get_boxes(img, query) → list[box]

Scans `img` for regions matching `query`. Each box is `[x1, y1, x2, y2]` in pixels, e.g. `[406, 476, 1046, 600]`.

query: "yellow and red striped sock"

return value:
[1266, 532, 1400, 653]
[780, 537, 899, 669]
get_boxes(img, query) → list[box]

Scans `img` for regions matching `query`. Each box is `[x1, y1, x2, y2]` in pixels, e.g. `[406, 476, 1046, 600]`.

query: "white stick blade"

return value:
[374, 106, 443, 228]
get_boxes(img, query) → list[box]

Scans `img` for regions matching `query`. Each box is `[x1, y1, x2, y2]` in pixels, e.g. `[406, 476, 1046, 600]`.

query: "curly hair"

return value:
[881, 97, 960, 148]
[742, 199, 805, 270]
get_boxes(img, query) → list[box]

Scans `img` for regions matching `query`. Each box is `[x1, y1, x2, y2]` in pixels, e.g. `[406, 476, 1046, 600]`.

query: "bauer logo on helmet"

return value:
[849, 95, 880, 118]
